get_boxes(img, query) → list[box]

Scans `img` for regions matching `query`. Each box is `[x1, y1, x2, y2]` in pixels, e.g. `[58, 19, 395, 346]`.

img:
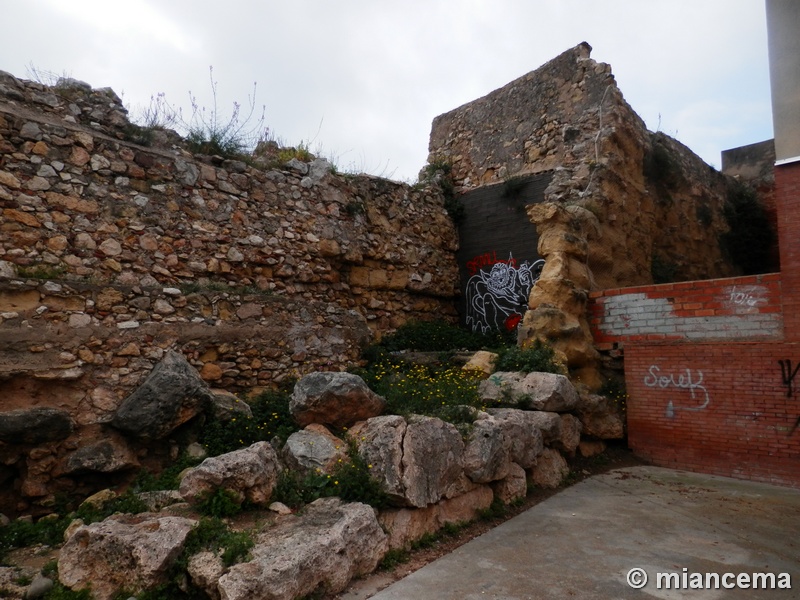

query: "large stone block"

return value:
[217, 498, 387, 600]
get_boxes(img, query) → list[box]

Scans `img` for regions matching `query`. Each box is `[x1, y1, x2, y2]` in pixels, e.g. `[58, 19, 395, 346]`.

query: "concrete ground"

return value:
[351, 466, 800, 599]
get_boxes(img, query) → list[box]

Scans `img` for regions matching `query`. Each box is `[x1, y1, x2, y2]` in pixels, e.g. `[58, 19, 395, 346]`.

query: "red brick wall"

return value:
[625, 342, 800, 488]
[589, 273, 783, 351]
[777, 163, 800, 340]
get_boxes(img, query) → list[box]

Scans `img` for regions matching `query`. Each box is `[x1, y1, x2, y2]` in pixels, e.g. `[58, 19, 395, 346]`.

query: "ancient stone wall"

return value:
[0, 69, 460, 388]
[427, 43, 741, 387]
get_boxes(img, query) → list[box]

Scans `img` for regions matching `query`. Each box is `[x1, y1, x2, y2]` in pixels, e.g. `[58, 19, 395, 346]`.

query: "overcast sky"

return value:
[2, 0, 772, 182]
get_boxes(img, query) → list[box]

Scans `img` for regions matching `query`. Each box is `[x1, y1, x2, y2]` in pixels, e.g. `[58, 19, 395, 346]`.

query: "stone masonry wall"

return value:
[0, 69, 460, 391]
[427, 43, 740, 388]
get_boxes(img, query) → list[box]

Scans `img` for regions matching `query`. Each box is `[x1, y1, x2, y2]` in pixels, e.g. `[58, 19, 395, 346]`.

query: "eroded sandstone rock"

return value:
[290, 372, 385, 429]
[463, 415, 510, 484]
[478, 371, 579, 412]
[216, 498, 387, 600]
[58, 513, 196, 600]
[179, 441, 279, 507]
[111, 350, 214, 440]
[485, 408, 545, 468]
[528, 447, 569, 488]
[282, 424, 348, 475]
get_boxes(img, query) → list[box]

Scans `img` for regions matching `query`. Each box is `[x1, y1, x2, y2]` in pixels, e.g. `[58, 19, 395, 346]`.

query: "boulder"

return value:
[575, 392, 625, 439]
[462, 351, 498, 377]
[554, 414, 583, 455]
[478, 371, 579, 412]
[579, 439, 606, 458]
[210, 389, 253, 422]
[401, 416, 465, 508]
[491, 462, 527, 504]
[282, 424, 348, 475]
[58, 513, 197, 600]
[291, 372, 385, 428]
[188, 551, 225, 600]
[216, 498, 387, 600]
[0, 407, 73, 445]
[528, 448, 569, 489]
[485, 408, 545, 468]
[179, 441, 279, 507]
[462, 415, 510, 484]
[111, 350, 215, 440]
[60, 438, 139, 475]
[350, 415, 407, 503]
[352, 414, 465, 508]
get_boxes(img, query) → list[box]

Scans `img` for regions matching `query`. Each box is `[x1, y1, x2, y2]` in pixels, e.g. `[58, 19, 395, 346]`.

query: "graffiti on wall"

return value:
[777, 360, 800, 435]
[643, 364, 711, 419]
[465, 252, 544, 333]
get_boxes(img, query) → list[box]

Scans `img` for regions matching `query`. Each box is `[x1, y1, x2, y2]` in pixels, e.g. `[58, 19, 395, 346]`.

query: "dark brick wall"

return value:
[456, 173, 550, 332]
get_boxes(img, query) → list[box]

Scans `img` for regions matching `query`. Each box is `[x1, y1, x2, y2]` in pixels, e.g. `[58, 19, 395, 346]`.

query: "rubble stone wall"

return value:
[0, 69, 460, 393]
[427, 43, 741, 388]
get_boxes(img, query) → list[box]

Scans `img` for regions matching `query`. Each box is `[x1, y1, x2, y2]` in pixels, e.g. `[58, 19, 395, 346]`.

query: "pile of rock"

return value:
[0, 359, 628, 600]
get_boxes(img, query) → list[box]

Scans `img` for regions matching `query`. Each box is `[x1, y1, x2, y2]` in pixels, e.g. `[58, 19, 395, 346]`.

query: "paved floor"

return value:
[361, 466, 800, 599]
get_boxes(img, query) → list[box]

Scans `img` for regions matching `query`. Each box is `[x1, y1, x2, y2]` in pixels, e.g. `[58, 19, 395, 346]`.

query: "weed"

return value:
[357, 358, 483, 422]
[420, 156, 463, 223]
[478, 497, 507, 521]
[377, 320, 508, 353]
[41, 583, 91, 600]
[182, 517, 254, 567]
[132, 454, 201, 492]
[182, 66, 266, 158]
[274, 443, 389, 510]
[16, 265, 66, 280]
[75, 491, 150, 525]
[378, 548, 410, 570]
[196, 488, 241, 518]
[199, 389, 297, 457]
[345, 200, 366, 217]
[494, 339, 562, 374]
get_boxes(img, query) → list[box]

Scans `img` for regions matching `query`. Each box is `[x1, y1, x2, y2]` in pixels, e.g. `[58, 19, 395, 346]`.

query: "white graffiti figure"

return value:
[465, 255, 544, 334]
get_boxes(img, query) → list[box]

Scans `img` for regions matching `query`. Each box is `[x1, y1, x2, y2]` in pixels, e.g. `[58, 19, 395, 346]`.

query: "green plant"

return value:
[75, 491, 150, 525]
[275, 443, 389, 510]
[643, 134, 683, 196]
[599, 376, 628, 416]
[345, 200, 366, 216]
[326, 443, 390, 508]
[494, 339, 563, 374]
[199, 389, 298, 457]
[272, 469, 330, 509]
[420, 157, 463, 223]
[183, 517, 254, 568]
[196, 488, 241, 518]
[376, 321, 507, 353]
[16, 265, 66, 280]
[478, 497, 508, 521]
[720, 181, 776, 275]
[42, 583, 91, 600]
[378, 548, 410, 570]
[0, 516, 72, 563]
[132, 454, 201, 492]
[182, 66, 266, 158]
[358, 358, 483, 422]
